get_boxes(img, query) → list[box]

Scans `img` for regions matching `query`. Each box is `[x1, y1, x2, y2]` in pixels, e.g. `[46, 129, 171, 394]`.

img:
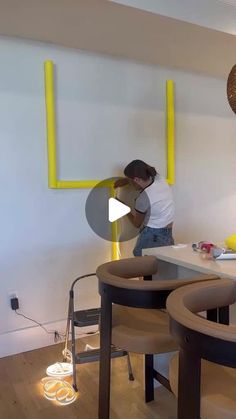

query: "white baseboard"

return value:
[0, 319, 98, 358]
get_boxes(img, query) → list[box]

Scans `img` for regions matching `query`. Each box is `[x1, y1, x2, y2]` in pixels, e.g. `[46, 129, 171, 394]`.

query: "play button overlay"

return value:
[108, 198, 131, 222]
[85, 177, 150, 242]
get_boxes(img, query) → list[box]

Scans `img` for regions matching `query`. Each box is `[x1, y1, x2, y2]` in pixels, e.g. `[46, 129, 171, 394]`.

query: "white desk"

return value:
[143, 244, 236, 280]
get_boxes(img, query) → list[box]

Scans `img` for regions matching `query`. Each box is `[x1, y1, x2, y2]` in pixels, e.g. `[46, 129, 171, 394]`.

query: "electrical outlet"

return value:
[10, 297, 19, 310]
[8, 291, 18, 310]
[9, 292, 19, 310]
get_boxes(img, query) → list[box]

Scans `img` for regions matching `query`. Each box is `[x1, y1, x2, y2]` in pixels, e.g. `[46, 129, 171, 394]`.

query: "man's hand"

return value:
[114, 178, 129, 188]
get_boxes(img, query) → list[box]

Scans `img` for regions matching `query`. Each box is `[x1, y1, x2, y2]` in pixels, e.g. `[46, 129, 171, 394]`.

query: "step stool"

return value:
[63, 274, 134, 391]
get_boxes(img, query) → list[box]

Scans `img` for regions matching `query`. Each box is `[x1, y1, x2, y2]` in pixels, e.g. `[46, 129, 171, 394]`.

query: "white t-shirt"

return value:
[135, 176, 174, 228]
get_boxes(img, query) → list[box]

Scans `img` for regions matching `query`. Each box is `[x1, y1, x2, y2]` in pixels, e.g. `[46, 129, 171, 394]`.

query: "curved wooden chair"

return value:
[167, 278, 236, 419]
[96, 256, 218, 419]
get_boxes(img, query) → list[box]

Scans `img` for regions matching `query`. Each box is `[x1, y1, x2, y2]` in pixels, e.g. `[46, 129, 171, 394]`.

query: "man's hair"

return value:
[124, 160, 157, 180]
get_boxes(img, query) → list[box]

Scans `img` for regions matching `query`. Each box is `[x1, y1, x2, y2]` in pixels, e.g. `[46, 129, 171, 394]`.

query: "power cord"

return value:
[14, 310, 98, 343]
[15, 310, 64, 342]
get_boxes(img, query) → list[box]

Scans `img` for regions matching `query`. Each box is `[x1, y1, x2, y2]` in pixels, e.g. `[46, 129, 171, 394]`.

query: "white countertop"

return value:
[143, 244, 236, 280]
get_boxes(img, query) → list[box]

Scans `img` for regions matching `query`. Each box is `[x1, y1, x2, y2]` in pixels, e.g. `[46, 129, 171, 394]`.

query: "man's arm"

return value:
[114, 178, 130, 188]
[127, 211, 146, 228]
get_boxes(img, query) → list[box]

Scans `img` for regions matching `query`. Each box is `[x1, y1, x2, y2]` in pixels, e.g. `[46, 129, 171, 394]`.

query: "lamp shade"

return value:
[227, 64, 236, 114]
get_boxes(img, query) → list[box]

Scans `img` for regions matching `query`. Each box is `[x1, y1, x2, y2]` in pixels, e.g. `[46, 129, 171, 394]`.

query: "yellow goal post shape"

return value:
[44, 60, 175, 260]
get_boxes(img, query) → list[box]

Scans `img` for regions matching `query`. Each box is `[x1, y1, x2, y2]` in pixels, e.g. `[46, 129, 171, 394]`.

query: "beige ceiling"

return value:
[111, 0, 236, 35]
[0, 0, 236, 78]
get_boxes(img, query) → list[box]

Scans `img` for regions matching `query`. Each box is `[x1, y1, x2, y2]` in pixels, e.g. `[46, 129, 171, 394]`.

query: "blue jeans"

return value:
[133, 226, 174, 256]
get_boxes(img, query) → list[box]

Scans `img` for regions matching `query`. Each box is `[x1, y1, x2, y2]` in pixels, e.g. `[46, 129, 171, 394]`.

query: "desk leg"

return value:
[206, 309, 218, 322]
[219, 306, 229, 325]
[99, 286, 112, 419]
[207, 307, 230, 325]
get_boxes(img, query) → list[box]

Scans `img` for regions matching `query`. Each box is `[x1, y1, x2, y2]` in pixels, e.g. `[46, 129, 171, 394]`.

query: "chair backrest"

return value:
[167, 278, 236, 340]
[96, 256, 158, 290]
[97, 256, 163, 309]
[167, 278, 236, 367]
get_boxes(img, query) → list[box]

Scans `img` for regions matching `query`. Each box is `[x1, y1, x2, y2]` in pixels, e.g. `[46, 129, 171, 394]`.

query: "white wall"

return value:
[0, 36, 235, 357]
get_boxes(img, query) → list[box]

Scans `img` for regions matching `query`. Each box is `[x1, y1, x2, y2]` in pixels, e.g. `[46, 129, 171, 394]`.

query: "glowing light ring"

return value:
[42, 377, 77, 405]
[46, 362, 73, 377]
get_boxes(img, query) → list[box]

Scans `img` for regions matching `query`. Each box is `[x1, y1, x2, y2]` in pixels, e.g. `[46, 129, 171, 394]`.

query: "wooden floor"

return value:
[0, 336, 177, 419]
